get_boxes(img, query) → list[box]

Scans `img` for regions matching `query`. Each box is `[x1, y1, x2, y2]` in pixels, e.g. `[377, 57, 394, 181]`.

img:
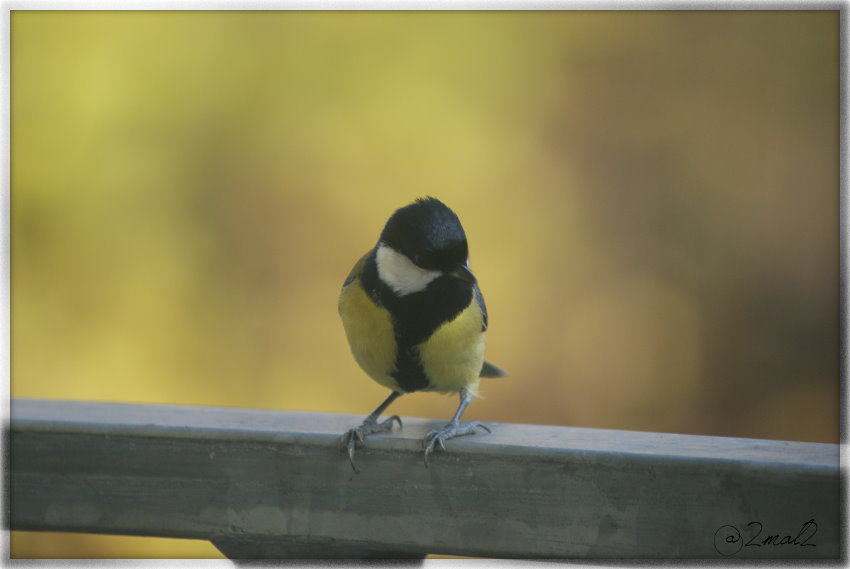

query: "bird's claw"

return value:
[339, 415, 402, 473]
[423, 421, 490, 467]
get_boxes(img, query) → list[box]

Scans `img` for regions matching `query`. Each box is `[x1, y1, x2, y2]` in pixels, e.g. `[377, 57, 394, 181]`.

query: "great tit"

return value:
[338, 197, 506, 471]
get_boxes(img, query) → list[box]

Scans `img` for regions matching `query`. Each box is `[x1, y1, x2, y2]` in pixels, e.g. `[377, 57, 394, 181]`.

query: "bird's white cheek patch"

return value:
[376, 243, 441, 296]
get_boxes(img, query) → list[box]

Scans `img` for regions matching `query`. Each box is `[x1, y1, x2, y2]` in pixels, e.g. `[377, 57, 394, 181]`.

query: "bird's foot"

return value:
[339, 415, 402, 473]
[422, 421, 490, 467]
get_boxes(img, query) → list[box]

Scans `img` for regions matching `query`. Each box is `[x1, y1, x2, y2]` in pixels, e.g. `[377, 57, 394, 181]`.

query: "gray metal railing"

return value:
[9, 398, 840, 559]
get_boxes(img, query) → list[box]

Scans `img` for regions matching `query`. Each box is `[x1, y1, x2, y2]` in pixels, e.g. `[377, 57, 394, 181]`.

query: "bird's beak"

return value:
[448, 263, 477, 285]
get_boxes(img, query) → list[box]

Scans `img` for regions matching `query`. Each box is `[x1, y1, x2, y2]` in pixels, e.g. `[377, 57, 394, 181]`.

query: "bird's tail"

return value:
[480, 361, 508, 378]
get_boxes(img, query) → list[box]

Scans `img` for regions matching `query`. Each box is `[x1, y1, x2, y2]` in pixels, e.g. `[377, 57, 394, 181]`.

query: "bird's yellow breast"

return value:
[338, 280, 399, 391]
[338, 276, 485, 395]
[418, 299, 485, 396]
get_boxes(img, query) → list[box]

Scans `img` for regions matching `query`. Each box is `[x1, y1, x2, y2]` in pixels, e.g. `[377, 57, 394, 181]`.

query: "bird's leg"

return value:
[340, 390, 403, 472]
[423, 387, 490, 467]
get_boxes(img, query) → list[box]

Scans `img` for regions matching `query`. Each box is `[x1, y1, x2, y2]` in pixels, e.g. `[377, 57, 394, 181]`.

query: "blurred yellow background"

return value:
[11, 10, 839, 559]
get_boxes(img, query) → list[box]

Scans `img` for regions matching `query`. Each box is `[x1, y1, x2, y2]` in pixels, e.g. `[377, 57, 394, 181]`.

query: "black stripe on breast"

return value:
[361, 251, 474, 393]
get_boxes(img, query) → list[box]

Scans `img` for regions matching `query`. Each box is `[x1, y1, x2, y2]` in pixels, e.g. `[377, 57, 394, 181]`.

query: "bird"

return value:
[337, 197, 506, 472]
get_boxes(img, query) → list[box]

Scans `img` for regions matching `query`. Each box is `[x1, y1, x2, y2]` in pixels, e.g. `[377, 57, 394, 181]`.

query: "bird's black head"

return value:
[379, 197, 469, 273]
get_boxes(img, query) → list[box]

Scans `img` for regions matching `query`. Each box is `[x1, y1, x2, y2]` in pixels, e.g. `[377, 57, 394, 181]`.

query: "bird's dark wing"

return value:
[474, 284, 508, 378]
[473, 284, 488, 332]
[342, 251, 370, 289]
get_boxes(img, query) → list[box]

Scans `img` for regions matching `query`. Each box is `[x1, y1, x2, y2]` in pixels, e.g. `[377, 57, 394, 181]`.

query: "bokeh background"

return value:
[11, 10, 839, 559]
